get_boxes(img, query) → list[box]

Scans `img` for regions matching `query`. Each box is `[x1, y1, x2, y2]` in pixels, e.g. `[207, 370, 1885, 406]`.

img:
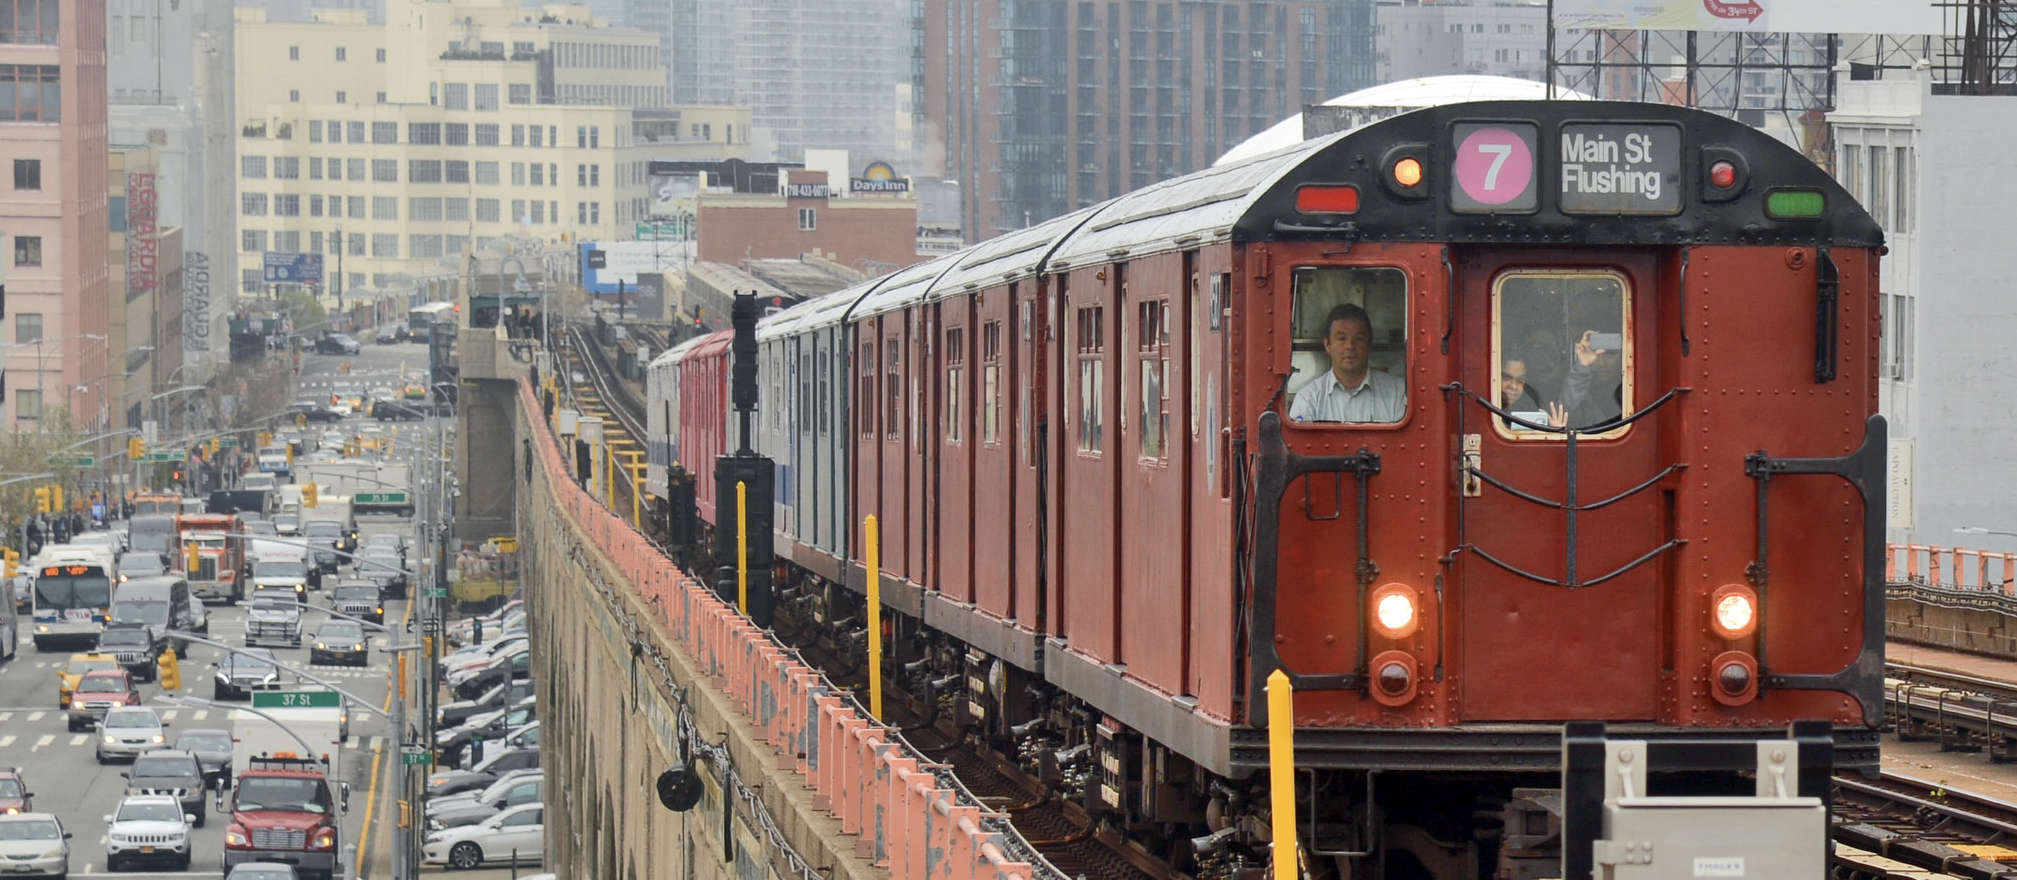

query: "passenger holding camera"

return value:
[1560, 329, 1624, 432]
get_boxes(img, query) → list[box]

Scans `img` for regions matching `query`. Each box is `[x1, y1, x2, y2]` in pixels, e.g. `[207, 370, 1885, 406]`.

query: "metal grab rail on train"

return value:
[1444, 382, 1689, 589]
[527, 376, 1070, 880]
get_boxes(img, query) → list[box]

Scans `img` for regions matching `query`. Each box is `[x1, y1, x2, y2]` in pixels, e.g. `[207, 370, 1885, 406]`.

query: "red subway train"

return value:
[644, 100, 1884, 878]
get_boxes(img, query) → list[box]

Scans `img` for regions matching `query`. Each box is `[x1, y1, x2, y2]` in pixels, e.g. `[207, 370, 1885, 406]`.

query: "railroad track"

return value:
[1834, 771, 2017, 878]
[1885, 662, 2017, 762]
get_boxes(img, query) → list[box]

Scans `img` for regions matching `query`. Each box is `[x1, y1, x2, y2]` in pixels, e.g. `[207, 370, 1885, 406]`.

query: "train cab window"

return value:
[1284, 267, 1408, 425]
[1493, 271, 1631, 437]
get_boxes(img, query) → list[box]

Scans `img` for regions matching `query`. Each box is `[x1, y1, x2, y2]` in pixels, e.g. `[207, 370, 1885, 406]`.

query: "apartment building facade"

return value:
[233, 0, 682, 303]
[2, 0, 112, 430]
[922, 0, 1376, 240]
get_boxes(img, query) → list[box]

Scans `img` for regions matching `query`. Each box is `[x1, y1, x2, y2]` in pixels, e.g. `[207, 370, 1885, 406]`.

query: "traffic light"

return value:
[158, 649, 181, 691]
[128, 437, 144, 460]
[3, 549, 17, 579]
[208, 438, 220, 455]
[186, 541, 200, 572]
[258, 431, 272, 448]
[32, 487, 48, 514]
[303, 483, 319, 508]
[50, 485, 62, 512]
[285, 445, 295, 463]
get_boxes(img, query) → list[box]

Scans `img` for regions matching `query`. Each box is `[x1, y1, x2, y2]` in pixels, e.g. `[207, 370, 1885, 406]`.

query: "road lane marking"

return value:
[193, 710, 208, 720]
[26, 711, 44, 722]
[369, 736, 383, 750]
[0, 712, 11, 723]
[69, 734, 87, 746]
[0, 735, 14, 747]
[159, 709, 178, 721]
[31, 735, 52, 749]
[354, 731, 386, 871]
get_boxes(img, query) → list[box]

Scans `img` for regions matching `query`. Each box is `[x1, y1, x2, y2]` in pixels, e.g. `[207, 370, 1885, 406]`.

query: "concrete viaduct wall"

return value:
[507, 378, 880, 880]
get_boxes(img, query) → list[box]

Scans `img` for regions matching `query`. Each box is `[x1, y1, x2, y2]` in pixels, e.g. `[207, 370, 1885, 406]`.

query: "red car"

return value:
[67, 670, 141, 731]
[0, 768, 30, 814]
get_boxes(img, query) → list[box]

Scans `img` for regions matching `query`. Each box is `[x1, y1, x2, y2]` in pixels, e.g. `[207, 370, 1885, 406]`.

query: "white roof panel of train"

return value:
[1213, 75, 1595, 167]
[648, 332, 712, 369]
[847, 251, 963, 321]
[927, 202, 1111, 299]
[1046, 134, 1340, 269]
[755, 289, 864, 341]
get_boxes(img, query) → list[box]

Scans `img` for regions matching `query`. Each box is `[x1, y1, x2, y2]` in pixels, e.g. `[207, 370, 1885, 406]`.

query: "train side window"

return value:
[1283, 267, 1409, 425]
[860, 342, 876, 438]
[981, 321, 1001, 446]
[945, 326, 964, 445]
[1492, 271, 1632, 438]
[1076, 305, 1105, 454]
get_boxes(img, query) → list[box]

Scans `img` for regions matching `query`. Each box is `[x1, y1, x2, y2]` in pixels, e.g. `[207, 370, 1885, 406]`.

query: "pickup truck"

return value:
[244, 589, 303, 648]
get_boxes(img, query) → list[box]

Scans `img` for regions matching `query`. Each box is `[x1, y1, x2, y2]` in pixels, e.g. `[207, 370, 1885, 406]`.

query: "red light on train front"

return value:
[1369, 582, 1419, 640]
[1294, 185, 1361, 214]
[1708, 160, 1737, 189]
[1369, 649, 1418, 707]
[1709, 583, 1757, 639]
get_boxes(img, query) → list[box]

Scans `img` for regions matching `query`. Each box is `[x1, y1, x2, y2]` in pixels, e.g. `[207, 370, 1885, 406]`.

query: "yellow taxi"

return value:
[57, 653, 121, 709]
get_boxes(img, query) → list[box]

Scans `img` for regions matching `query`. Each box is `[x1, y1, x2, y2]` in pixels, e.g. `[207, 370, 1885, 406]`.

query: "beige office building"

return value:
[233, 0, 751, 305]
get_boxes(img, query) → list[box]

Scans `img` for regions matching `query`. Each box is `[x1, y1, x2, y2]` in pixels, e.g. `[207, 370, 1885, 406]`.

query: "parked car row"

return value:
[421, 599, 543, 871]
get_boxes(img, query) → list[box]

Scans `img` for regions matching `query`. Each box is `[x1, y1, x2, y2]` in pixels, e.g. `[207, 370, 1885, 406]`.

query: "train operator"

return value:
[1288, 303, 1406, 424]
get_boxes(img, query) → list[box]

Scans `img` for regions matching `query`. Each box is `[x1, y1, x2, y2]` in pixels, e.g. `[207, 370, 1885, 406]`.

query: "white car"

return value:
[422, 803, 543, 870]
[103, 794, 194, 871]
[97, 707, 169, 764]
[0, 813, 70, 877]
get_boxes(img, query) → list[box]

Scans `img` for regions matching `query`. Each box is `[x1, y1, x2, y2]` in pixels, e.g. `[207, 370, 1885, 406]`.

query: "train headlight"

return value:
[1710, 650, 1758, 707]
[1710, 584, 1758, 639]
[1392, 157, 1423, 188]
[1369, 583, 1419, 640]
[1368, 650, 1418, 707]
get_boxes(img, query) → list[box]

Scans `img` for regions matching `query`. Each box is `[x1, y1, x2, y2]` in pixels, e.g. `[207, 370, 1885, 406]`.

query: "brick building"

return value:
[696, 170, 919, 273]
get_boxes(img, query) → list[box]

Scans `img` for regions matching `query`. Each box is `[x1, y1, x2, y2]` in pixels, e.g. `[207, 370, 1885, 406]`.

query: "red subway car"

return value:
[645, 100, 1883, 878]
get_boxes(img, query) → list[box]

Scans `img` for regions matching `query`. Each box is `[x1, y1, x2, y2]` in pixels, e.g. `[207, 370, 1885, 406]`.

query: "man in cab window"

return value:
[1289, 304, 1406, 424]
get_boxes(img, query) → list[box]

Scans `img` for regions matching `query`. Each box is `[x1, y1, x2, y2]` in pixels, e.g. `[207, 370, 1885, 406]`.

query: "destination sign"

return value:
[1558, 123, 1682, 215]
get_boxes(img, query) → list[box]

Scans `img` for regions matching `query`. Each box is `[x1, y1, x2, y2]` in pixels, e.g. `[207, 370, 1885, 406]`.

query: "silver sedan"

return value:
[95, 707, 169, 763]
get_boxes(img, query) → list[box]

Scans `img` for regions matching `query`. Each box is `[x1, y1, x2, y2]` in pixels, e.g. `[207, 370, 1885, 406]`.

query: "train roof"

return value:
[835, 100, 1879, 325]
[647, 331, 714, 370]
[755, 288, 863, 341]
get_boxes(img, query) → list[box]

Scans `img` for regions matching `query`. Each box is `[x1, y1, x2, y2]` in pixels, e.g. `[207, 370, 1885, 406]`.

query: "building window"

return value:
[474, 161, 499, 184]
[445, 198, 469, 222]
[529, 126, 543, 148]
[348, 233, 364, 256]
[241, 193, 268, 216]
[309, 120, 322, 142]
[325, 119, 342, 142]
[0, 0, 61, 43]
[347, 195, 365, 218]
[241, 229, 265, 253]
[475, 124, 499, 146]
[576, 164, 586, 187]
[590, 165, 599, 186]
[474, 83, 499, 111]
[376, 47, 386, 62]
[335, 46, 346, 61]
[410, 197, 443, 221]
[370, 196, 396, 220]
[511, 199, 525, 222]
[0, 64, 60, 121]
[335, 90, 346, 104]
[443, 83, 468, 110]
[590, 202, 599, 223]
[511, 124, 524, 146]
[289, 45, 299, 60]
[309, 157, 323, 180]
[372, 121, 397, 144]
[409, 235, 443, 258]
[309, 195, 323, 217]
[408, 160, 443, 183]
[576, 126, 586, 148]
[347, 121, 364, 142]
[14, 389, 40, 421]
[347, 158, 365, 180]
[376, 92, 386, 104]
[445, 123, 468, 146]
[798, 208, 816, 230]
[531, 201, 546, 224]
[8, 233, 39, 268]
[241, 155, 267, 179]
[576, 202, 587, 224]
[511, 162, 525, 185]
[273, 156, 300, 179]
[14, 312, 42, 342]
[590, 126, 599, 148]
[508, 83, 531, 105]
[274, 230, 300, 251]
[529, 164, 543, 186]
[370, 234, 397, 257]
[1894, 145, 1912, 233]
[274, 194, 301, 217]
[477, 198, 500, 222]
[408, 123, 441, 145]
[289, 89, 299, 102]
[12, 158, 38, 190]
[371, 159, 397, 182]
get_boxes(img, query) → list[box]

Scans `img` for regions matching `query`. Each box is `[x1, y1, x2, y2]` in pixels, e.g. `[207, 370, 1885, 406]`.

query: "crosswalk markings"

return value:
[0, 735, 14, 747]
[26, 711, 43, 722]
[0, 712, 12, 724]
[193, 710, 208, 721]
[160, 709, 177, 721]
[68, 734, 86, 746]
[31, 735, 51, 749]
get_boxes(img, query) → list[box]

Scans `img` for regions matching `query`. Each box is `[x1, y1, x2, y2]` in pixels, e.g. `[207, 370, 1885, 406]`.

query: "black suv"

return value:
[95, 625, 166, 682]
[373, 401, 425, 422]
[314, 333, 362, 355]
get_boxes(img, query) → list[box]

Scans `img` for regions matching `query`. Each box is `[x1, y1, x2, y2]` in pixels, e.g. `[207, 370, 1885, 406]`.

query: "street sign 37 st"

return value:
[252, 690, 341, 709]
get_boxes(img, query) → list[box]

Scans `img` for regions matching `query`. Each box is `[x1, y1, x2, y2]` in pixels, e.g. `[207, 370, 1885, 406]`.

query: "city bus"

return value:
[407, 302, 455, 338]
[31, 557, 115, 651]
